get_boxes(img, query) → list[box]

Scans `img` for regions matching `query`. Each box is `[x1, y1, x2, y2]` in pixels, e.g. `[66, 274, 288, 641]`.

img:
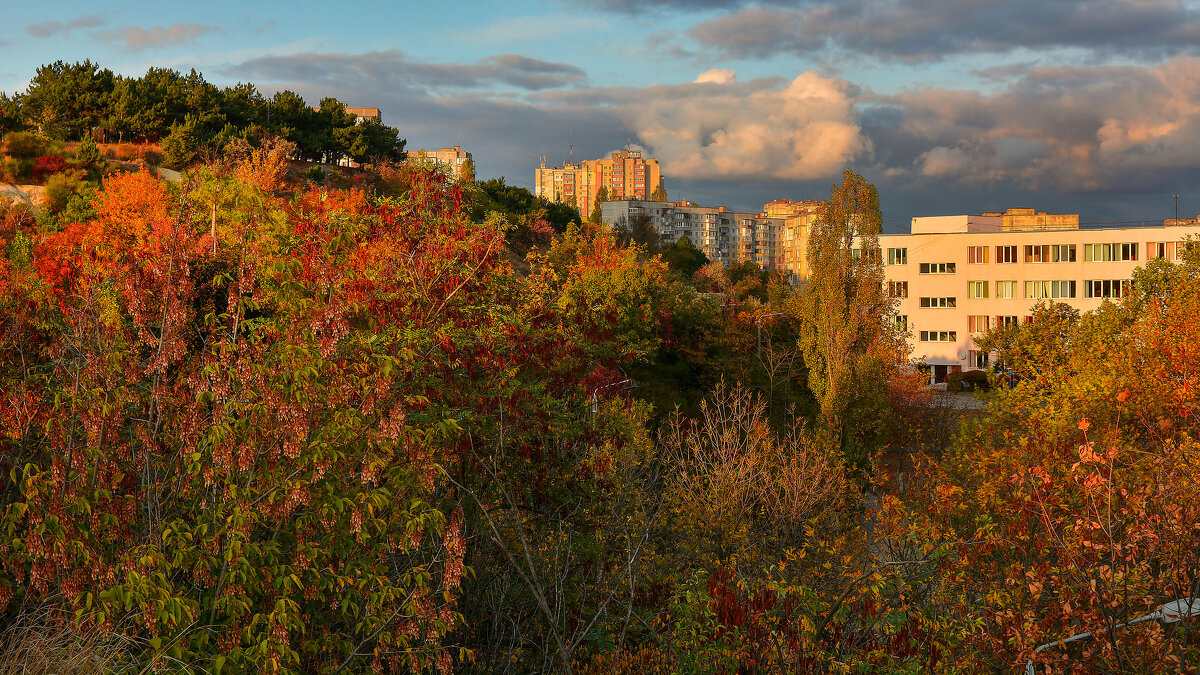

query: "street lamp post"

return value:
[1025, 598, 1200, 675]
[756, 312, 785, 360]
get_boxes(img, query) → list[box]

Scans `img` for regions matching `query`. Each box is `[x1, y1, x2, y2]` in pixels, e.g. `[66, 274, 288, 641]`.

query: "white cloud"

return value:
[694, 68, 736, 84]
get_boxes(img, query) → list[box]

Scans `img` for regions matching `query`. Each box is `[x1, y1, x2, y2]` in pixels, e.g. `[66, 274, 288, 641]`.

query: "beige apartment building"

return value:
[601, 199, 785, 268]
[879, 209, 1200, 382]
[536, 150, 661, 217]
[408, 146, 473, 179]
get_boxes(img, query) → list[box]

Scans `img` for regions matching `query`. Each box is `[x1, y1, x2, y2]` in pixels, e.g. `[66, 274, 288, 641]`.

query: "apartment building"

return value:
[408, 146, 473, 179]
[536, 150, 662, 217]
[879, 209, 1200, 382]
[600, 199, 785, 268]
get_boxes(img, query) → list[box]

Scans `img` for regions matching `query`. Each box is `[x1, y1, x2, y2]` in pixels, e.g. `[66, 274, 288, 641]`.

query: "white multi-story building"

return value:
[879, 209, 1200, 382]
[601, 199, 786, 268]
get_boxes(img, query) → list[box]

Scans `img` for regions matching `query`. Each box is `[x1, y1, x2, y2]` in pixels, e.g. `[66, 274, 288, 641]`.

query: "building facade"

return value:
[601, 199, 785, 268]
[536, 150, 662, 217]
[408, 146, 473, 179]
[878, 209, 1200, 382]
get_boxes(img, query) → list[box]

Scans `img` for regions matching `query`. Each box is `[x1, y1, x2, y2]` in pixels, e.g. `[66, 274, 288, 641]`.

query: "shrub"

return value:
[32, 155, 70, 182]
[43, 170, 88, 214]
[160, 119, 200, 169]
[74, 134, 102, 167]
[303, 165, 326, 182]
[2, 131, 48, 159]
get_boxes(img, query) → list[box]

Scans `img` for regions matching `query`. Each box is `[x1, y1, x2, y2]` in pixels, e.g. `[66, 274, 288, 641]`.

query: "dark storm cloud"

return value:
[674, 0, 1200, 62]
[224, 50, 586, 93]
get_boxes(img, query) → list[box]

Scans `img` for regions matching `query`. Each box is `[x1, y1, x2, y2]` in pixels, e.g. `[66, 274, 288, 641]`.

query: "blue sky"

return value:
[5, 0, 1200, 228]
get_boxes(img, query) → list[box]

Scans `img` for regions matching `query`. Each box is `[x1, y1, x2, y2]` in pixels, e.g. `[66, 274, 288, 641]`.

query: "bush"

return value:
[43, 170, 88, 214]
[32, 155, 70, 182]
[2, 131, 48, 159]
[160, 120, 200, 169]
[303, 165, 326, 182]
[74, 134, 102, 167]
[961, 369, 990, 391]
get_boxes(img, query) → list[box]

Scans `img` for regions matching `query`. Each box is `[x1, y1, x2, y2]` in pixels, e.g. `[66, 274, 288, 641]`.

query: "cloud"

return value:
[97, 24, 222, 52]
[224, 50, 586, 93]
[615, 71, 870, 180]
[680, 0, 1200, 62]
[25, 15, 103, 38]
[872, 56, 1200, 192]
[219, 49, 1200, 222]
[694, 68, 736, 84]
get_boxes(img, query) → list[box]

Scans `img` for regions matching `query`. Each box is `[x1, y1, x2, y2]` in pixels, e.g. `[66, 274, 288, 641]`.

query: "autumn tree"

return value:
[650, 179, 667, 202]
[799, 169, 898, 470]
[589, 186, 610, 225]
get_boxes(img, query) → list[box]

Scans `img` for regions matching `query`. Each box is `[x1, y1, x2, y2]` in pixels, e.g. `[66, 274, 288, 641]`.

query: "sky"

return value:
[4, 0, 1200, 231]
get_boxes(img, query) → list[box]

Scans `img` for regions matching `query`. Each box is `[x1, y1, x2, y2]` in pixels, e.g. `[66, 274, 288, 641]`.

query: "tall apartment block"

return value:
[535, 150, 661, 217]
[877, 208, 1200, 382]
[408, 146, 473, 179]
[600, 199, 786, 268]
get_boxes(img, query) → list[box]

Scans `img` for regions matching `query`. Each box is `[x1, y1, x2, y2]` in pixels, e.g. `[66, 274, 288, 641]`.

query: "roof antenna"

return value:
[569, 128, 573, 165]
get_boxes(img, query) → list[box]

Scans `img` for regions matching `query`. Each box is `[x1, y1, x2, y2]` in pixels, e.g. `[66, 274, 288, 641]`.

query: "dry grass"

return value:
[0, 605, 135, 675]
[100, 143, 162, 163]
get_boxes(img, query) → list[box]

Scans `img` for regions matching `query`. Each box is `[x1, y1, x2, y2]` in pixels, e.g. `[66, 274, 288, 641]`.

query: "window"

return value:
[894, 315, 908, 331]
[1084, 242, 1138, 262]
[968, 281, 989, 299]
[968, 315, 990, 332]
[996, 281, 1017, 299]
[888, 248, 908, 265]
[968, 246, 989, 264]
[1024, 280, 1077, 299]
[888, 281, 909, 298]
[919, 330, 958, 342]
[1052, 244, 1076, 262]
[1024, 316, 1035, 324]
[1149, 241, 1181, 261]
[1025, 244, 1050, 263]
[996, 315, 1019, 328]
[919, 296, 956, 308]
[967, 350, 989, 369]
[919, 262, 956, 274]
[1084, 279, 1132, 298]
[996, 245, 1018, 263]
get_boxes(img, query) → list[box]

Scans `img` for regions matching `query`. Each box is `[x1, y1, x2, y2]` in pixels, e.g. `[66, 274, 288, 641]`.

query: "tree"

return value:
[613, 212, 661, 254]
[799, 169, 897, 470]
[458, 157, 475, 184]
[74, 134, 102, 168]
[662, 234, 709, 278]
[650, 178, 667, 202]
[589, 185, 610, 225]
[342, 117, 406, 166]
[20, 60, 115, 140]
[160, 116, 202, 169]
[0, 92, 23, 136]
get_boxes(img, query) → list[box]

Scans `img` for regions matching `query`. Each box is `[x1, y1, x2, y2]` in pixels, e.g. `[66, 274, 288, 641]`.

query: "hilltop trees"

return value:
[20, 60, 115, 140]
[2, 61, 407, 170]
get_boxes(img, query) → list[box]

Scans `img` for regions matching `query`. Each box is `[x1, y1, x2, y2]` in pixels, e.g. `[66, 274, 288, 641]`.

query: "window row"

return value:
[885, 241, 1160, 266]
[919, 330, 957, 342]
[900, 279, 1131, 300]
